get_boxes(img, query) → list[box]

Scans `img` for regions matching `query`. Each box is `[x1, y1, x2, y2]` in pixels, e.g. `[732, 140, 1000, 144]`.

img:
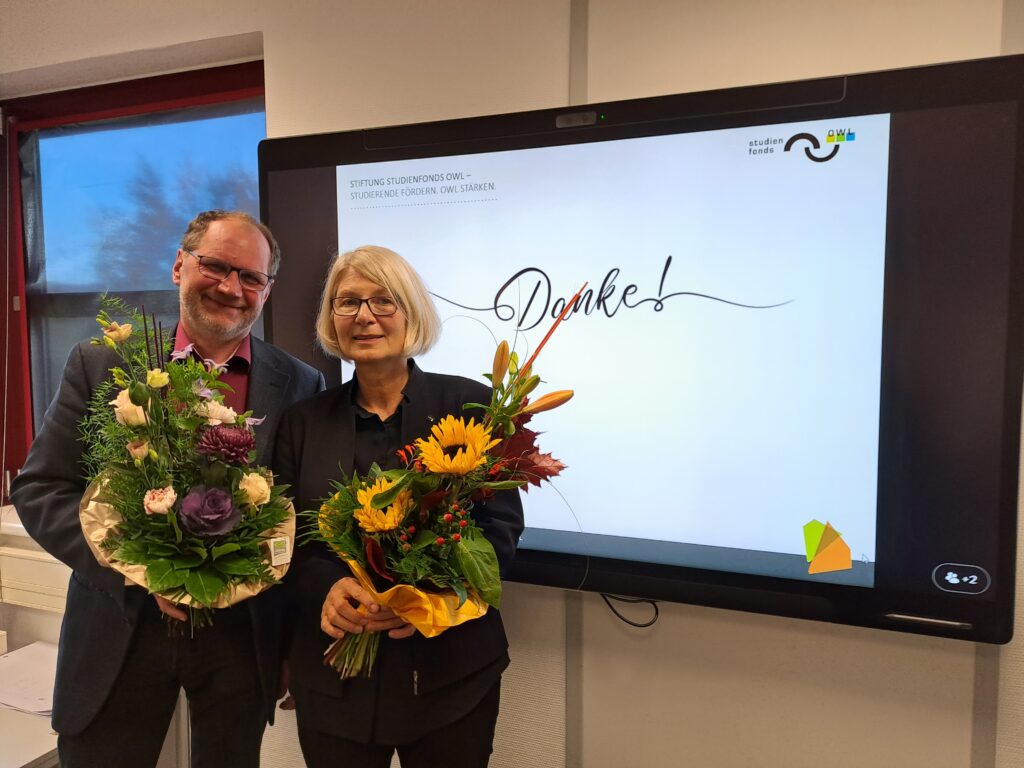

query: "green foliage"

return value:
[308, 455, 506, 611]
[184, 568, 227, 605]
[455, 535, 502, 609]
[146, 560, 188, 592]
[80, 297, 294, 612]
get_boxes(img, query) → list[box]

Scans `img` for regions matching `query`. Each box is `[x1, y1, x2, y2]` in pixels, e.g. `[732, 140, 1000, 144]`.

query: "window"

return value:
[22, 101, 265, 426]
[2, 62, 264, 483]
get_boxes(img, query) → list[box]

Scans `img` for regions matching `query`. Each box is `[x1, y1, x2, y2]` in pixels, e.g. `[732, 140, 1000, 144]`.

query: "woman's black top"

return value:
[274, 361, 524, 744]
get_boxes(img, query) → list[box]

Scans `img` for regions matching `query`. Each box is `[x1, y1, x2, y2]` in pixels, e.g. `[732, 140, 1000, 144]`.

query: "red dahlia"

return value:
[196, 424, 255, 464]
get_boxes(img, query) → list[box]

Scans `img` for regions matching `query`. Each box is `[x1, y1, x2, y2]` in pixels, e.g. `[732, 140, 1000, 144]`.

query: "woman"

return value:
[274, 246, 524, 767]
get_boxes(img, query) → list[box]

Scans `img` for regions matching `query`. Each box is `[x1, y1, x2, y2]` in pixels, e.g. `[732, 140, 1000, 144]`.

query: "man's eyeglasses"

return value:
[184, 250, 273, 292]
[331, 296, 400, 317]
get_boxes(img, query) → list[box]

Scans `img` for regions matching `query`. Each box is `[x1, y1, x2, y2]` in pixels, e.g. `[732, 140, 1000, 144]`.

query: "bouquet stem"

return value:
[189, 606, 214, 629]
[162, 605, 213, 637]
[323, 631, 380, 679]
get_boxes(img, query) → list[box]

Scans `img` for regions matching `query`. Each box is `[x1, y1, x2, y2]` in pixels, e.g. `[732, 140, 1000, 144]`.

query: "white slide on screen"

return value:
[335, 114, 890, 567]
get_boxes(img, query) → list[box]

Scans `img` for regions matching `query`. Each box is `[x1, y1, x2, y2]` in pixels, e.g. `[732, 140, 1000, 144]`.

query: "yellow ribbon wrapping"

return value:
[344, 559, 488, 638]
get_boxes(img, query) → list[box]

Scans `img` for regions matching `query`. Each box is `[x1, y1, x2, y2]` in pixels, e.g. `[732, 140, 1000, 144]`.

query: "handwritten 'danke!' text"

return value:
[435, 256, 790, 331]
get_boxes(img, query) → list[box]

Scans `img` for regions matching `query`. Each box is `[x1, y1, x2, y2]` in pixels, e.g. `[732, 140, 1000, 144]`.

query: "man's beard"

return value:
[179, 288, 259, 345]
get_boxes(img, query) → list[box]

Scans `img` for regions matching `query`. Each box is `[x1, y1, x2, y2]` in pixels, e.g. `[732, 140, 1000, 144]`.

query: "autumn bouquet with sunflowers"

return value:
[77, 297, 294, 626]
[313, 288, 582, 678]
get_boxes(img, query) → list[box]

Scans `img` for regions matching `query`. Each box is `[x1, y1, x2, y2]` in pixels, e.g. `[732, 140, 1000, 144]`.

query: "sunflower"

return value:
[415, 415, 500, 476]
[355, 477, 413, 533]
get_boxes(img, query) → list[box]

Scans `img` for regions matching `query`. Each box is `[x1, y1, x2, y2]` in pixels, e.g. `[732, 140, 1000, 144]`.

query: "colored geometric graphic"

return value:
[825, 130, 856, 143]
[803, 519, 852, 574]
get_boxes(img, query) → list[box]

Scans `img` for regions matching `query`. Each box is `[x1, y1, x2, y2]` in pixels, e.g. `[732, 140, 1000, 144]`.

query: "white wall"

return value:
[260, 1, 570, 137]
[586, 0, 1004, 102]
[3, 2, 1023, 766]
[0, 0, 571, 135]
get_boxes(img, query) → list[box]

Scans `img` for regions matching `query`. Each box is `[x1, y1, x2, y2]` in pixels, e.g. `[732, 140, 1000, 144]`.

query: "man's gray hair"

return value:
[180, 210, 281, 276]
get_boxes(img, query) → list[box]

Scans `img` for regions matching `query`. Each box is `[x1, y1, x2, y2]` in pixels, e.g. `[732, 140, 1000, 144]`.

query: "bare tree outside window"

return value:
[91, 159, 259, 288]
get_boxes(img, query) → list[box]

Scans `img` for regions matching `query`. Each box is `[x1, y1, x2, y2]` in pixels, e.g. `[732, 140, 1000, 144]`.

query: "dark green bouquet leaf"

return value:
[113, 542, 150, 565]
[184, 568, 228, 605]
[211, 542, 241, 559]
[455, 537, 502, 609]
[213, 554, 261, 576]
[170, 552, 206, 570]
[146, 559, 188, 592]
[478, 480, 526, 491]
[369, 474, 413, 508]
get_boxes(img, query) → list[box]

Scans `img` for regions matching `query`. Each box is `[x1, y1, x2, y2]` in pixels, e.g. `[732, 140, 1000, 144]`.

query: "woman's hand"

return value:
[321, 577, 377, 638]
[368, 607, 417, 639]
[320, 577, 416, 639]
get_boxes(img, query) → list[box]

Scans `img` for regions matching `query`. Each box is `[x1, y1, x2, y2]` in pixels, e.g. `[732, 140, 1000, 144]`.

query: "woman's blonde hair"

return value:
[316, 245, 441, 361]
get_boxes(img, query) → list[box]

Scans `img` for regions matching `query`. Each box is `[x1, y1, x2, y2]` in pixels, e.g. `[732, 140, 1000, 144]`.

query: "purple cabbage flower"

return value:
[178, 486, 241, 538]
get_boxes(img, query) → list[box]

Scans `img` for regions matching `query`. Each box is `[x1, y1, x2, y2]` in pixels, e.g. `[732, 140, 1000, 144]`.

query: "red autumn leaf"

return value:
[514, 411, 534, 426]
[364, 537, 395, 582]
[418, 489, 447, 525]
[506, 450, 567, 490]
[527, 451, 566, 481]
[492, 421, 541, 461]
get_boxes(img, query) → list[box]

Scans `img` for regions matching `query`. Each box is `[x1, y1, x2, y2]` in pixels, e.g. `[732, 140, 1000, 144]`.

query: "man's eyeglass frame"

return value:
[183, 249, 274, 292]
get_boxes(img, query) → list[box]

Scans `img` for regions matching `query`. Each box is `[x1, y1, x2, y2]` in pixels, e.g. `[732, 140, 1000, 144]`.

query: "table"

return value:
[0, 707, 58, 768]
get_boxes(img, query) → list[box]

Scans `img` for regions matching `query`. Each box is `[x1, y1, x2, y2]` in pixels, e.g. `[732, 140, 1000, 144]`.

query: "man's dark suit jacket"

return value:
[273, 362, 524, 743]
[10, 334, 325, 735]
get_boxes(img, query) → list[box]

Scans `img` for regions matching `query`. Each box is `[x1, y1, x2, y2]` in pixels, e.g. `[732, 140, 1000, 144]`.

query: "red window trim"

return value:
[1, 61, 265, 492]
[4, 61, 264, 128]
[3, 120, 32, 479]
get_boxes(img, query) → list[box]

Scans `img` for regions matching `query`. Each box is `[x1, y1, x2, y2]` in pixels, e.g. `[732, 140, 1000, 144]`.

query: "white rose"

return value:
[110, 389, 147, 426]
[239, 473, 272, 507]
[103, 322, 132, 343]
[126, 439, 150, 460]
[196, 400, 237, 426]
[143, 486, 177, 515]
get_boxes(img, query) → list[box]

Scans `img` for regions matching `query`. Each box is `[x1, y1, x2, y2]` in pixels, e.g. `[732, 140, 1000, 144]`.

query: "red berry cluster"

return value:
[434, 502, 468, 545]
[398, 524, 416, 552]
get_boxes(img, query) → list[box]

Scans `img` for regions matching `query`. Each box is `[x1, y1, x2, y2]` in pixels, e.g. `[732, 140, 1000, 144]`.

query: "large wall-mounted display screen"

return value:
[260, 55, 1024, 643]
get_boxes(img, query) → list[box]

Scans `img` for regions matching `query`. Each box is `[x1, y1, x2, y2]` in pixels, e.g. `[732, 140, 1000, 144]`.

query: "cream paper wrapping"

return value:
[79, 479, 294, 608]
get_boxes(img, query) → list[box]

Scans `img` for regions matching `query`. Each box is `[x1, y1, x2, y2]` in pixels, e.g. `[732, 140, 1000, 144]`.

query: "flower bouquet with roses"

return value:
[77, 297, 294, 626]
[312, 286, 582, 678]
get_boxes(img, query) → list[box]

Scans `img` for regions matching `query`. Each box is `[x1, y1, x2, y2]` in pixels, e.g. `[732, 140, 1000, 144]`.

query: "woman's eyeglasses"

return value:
[331, 296, 399, 316]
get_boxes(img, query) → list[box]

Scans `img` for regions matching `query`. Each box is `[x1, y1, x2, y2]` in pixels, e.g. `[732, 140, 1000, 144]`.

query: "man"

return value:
[11, 210, 325, 767]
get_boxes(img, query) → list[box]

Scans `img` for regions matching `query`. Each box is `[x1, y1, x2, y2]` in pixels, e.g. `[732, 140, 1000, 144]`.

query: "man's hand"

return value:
[155, 594, 187, 622]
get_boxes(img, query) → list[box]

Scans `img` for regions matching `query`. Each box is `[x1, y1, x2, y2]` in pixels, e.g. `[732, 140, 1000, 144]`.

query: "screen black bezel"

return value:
[260, 54, 1024, 643]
